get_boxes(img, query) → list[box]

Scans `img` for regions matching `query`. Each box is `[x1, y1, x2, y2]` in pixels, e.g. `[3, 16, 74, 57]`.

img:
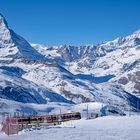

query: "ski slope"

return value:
[0, 115, 140, 140]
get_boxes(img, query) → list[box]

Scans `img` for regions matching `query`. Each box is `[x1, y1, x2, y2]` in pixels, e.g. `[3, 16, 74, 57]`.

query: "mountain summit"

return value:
[0, 13, 13, 48]
[0, 13, 44, 62]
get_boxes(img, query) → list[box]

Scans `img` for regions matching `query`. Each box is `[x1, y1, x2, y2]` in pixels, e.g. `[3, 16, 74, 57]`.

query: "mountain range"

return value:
[0, 13, 140, 115]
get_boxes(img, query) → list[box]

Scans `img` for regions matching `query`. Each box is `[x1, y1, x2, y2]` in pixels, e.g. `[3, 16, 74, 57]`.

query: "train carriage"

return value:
[16, 112, 81, 124]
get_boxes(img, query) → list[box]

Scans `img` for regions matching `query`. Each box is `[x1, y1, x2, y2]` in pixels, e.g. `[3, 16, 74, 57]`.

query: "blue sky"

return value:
[0, 0, 140, 46]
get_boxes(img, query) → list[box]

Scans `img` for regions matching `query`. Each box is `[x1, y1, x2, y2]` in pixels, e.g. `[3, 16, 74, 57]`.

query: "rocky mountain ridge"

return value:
[0, 13, 140, 114]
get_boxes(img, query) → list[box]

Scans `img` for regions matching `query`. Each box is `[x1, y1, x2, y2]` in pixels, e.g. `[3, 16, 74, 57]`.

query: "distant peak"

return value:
[131, 29, 140, 38]
[124, 29, 140, 41]
[0, 13, 12, 48]
[0, 13, 3, 17]
[133, 29, 140, 34]
[0, 13, 8, 28]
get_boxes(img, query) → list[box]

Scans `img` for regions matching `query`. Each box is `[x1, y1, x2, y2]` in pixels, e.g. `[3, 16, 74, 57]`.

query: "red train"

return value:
[17, 112, 81, 124]
[2, 112, 81, 135]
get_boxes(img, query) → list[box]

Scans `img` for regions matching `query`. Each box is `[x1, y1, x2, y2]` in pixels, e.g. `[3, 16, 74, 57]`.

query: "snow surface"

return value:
[1, 13, 140, 140]
[0, 13, 140, 131]
[31, 30, 140, 99]
[0, 99, 125, 118]
[0, 115, 140, 140]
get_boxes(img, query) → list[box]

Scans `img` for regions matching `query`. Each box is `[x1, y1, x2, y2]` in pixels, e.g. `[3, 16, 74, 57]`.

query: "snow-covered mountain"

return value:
[32, 30, 140, 99]
[0, 13, 140, 115]
[0, 13, 45, 62]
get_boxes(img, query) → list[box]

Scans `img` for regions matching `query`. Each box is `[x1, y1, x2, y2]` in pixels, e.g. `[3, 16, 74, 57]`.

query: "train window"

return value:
[23, 119, 28, 122]
[47, 117, 52, 120]
[75, 114, 81, 118]
[38, 118, 42, 121]
[64, 115, 69, 119]
[71, 115, 74, 118]
[53, 116, 57, 120]
[18, 119, 21, 122]
[66, 115, 69, 118]
[32, 118, 37, 121]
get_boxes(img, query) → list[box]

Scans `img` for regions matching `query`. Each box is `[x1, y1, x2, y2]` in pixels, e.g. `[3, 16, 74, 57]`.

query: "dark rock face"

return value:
[134, 38, 140, 45]
[118, 71, 140, 97]
[135, 71, 140, 81]
[134, 83, 140, 92]
[127, 74, 136, 82]
[60, 89, 91, 103]
[56, 45, 106, 64]
[0, 86, 46, 104]
[0, 66, 25, 77]
[118, 77, 129, 85]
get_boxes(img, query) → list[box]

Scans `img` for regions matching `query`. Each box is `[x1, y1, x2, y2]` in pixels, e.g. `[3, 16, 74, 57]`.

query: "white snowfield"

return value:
[0, 115, 140, 140]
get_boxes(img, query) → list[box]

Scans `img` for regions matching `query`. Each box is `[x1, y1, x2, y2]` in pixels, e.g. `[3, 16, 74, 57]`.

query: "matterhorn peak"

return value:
[0, 13, 13, 48]
[0, 13, 45, 60]
[0, 13, 8, 28]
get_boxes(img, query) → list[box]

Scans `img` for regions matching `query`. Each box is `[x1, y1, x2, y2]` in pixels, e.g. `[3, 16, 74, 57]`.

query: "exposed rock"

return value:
[118, 77, 129, 85]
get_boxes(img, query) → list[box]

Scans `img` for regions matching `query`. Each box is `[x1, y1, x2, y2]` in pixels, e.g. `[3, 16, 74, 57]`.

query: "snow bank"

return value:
[0, 115, 140, 140]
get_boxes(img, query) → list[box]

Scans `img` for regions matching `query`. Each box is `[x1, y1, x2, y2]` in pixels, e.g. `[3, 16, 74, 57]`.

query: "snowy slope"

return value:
[0, 98, 126, 118]
[32, 30, 140, 99]
[1, 115, 140, 140]
[0, 13, 140, 116]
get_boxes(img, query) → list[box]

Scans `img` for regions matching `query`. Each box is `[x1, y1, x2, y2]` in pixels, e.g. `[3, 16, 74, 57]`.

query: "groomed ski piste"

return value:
[0, 115, 140, 140]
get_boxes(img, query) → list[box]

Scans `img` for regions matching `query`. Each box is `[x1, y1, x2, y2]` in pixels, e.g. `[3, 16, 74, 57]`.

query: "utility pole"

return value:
[137, 101, 139, 115]
[129, 102, 131, 117]
[59, 108, 61, 114]
[87, 104, 89, 119]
